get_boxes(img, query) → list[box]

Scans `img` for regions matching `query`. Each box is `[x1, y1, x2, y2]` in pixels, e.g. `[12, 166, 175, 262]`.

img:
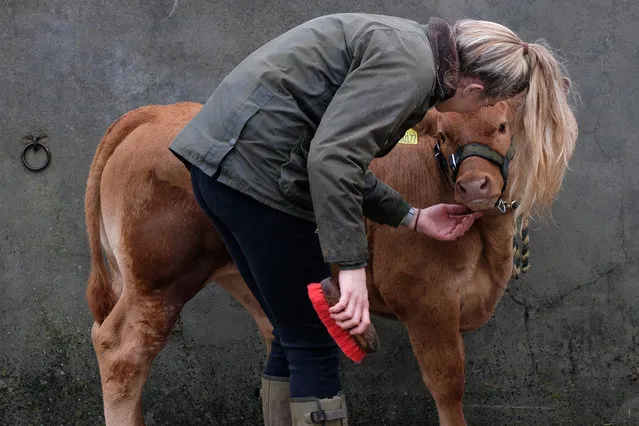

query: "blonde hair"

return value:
[453, 19, 578, 222]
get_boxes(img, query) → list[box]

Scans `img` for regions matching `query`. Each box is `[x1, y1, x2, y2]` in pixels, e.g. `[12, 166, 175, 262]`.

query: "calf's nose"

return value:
[458, 177, 490, 198]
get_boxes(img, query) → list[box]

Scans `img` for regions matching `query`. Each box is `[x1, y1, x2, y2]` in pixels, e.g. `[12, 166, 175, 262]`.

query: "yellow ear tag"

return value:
[398, 128, 418, 144]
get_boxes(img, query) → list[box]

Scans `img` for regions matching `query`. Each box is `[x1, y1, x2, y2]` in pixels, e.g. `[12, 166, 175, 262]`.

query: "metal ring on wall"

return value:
[21, 141, 51, 171]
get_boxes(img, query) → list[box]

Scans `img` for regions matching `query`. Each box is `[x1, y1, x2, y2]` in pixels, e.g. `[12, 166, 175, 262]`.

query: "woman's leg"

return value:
[191, 167, 341, 399]
[190, 169, 289, 379]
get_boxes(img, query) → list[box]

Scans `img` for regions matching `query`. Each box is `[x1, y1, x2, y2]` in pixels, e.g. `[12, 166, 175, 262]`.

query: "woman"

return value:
[169, 13, 575, 425]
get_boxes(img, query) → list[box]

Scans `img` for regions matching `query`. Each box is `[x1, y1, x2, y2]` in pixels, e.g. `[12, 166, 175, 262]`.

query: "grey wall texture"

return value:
[0, 0, 637, 424]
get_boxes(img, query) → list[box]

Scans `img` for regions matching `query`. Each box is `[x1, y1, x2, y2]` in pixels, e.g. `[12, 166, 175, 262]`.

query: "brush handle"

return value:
[320, 277, 380, 353]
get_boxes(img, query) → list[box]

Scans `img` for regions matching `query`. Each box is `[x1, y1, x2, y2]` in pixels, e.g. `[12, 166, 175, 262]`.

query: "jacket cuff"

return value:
[365, 195, 411, 227]
[318, 220, 370, 268]
[362, 171, 411, 227]
[335, 260, 368, 270]
[391, 201, 412, 227]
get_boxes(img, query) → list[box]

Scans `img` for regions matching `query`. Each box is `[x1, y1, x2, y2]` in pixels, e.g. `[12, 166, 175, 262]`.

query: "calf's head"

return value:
[417, 102, 517, 213]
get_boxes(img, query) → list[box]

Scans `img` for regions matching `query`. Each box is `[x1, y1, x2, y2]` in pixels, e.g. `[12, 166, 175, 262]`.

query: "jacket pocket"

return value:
[223, 84, 275, 141]
[204, 84, 275, 174]
[277, 127, 315, 211]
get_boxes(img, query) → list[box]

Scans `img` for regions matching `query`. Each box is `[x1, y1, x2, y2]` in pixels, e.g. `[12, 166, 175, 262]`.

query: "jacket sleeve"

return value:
[363, 169, 411, 227]
[307, 29, 434, 269]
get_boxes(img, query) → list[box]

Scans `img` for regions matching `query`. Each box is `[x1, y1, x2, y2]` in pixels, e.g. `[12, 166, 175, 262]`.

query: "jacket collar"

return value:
[423, 17, 459, 102]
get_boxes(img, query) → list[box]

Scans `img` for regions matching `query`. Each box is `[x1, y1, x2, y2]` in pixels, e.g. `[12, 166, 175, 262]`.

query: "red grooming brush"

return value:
[307, 276, 379, 364]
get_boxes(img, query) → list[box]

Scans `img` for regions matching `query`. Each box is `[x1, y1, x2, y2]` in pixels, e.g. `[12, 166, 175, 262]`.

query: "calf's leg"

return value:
[91, 285, 187, 426]
[404, 306, 467, 426]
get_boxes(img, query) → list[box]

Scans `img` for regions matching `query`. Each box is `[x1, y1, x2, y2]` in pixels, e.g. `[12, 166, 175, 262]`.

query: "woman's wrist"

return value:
[401, 206, 421, 230]
[401, 206, 417, 228]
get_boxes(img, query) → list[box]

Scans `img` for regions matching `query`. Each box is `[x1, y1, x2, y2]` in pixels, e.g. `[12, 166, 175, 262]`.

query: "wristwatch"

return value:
[401, 206, 417, 227]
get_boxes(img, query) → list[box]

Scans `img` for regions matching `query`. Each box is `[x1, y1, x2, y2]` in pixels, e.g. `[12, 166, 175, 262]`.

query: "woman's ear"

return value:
[456, 77, 485, 96]
[462, 82, 485, 97]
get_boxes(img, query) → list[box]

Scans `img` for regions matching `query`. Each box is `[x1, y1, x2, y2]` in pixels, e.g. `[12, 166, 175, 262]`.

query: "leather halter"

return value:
[434, 137, 519, 213]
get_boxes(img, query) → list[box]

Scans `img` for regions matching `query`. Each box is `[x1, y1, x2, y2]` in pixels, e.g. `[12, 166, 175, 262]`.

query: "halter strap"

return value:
[434, 138, 518, 213]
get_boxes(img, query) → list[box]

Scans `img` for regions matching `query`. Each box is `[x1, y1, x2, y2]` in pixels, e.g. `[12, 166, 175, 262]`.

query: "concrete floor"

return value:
[1, 0, 637, 424]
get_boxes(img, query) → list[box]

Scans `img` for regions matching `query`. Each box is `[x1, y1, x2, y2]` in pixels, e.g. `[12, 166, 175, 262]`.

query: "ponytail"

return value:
[453, 19, 578, 220]
[508, 42, 578, 221]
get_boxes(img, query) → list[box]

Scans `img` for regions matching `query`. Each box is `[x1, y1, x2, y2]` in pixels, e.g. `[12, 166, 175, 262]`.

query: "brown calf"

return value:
[84, 99, 572, 425]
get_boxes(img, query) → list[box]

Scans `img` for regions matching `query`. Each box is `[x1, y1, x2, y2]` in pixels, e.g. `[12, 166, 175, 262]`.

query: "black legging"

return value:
[190, 166, 341, 399]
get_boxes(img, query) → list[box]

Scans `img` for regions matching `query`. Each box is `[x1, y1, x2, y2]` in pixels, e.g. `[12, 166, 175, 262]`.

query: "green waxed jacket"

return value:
[169, 13, 456, 269]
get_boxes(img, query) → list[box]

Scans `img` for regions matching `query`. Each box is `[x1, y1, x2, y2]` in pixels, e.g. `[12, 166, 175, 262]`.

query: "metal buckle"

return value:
[310, 410, 327, 423]
[434, 141, 442, 156]
[449, 152, 459, 172]
[496, 198, 507, 213]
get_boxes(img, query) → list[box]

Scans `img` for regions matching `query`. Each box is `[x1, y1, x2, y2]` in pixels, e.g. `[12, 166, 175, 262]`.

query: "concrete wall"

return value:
[1, 0, 637, 424]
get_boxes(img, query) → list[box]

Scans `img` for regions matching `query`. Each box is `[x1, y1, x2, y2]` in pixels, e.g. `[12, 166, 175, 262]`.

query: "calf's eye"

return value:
[498, 123, 507, 133]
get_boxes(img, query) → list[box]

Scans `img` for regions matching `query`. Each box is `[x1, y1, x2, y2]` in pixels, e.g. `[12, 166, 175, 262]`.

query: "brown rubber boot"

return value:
[261, 375, 292, 426]
[290, 391, 348, 425]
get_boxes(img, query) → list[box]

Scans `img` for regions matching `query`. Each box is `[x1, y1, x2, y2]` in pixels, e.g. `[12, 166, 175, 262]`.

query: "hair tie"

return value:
[522, 42, 529, 55]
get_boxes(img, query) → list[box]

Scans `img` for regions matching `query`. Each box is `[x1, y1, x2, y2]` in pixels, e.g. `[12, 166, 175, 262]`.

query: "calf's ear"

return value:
[414, 109, 439, 136]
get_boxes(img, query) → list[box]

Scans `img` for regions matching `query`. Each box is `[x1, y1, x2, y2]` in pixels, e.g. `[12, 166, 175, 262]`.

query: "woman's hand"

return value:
[414, 204, 482, 240]
[328, 268, 370, 335]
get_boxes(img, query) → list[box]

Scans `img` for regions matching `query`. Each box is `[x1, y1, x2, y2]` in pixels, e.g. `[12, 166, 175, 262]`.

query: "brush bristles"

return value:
[307, 283, 366, 363]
